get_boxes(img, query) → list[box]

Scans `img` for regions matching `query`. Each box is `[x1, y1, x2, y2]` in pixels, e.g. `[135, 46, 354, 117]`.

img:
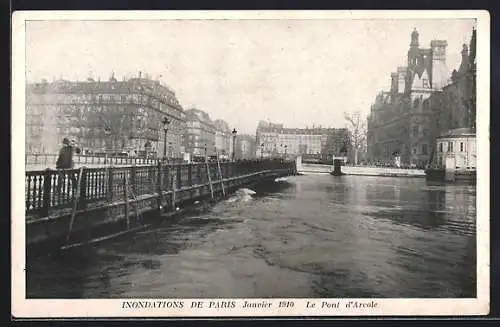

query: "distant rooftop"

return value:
[26, 77, 182, 109]
[438, 127, 475, 137]
[258, 125, 347, 135]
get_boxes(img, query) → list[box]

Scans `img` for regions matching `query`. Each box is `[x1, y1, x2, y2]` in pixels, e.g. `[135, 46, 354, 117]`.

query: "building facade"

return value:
[423, 29, 477, 157]
[434, 128, 476, 171]
[367, 28, 476, 167]
[235, 134, 256, 160]
[25, 73, 186, 157]
[213, 119, 232, 159]
[255, 121, 349, 161]
[183, 108, 217, 157]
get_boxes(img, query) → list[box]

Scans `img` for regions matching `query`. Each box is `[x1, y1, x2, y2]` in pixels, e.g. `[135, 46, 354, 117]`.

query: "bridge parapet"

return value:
[25, 159, 296, 220]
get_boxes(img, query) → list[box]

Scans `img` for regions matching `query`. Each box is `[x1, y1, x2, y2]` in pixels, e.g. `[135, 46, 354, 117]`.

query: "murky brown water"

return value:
[26, 174, 476, 298]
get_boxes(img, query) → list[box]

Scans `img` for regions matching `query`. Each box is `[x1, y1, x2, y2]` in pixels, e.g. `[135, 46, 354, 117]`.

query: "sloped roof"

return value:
[213, 119, 231, 132]
[185, 108, 214, 126]
[438, 127, 475, 138]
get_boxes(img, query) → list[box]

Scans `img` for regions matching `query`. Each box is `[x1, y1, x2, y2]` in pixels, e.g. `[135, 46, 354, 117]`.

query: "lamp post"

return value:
[231, 128, 237, 161]
[162, 117, 170, 162]
[260, 143, 264, 160]
[104, 126, 111, 165]
[204, 143, 207, 162]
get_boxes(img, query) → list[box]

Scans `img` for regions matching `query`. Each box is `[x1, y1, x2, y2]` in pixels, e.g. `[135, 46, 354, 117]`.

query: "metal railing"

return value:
[25, 153, 184, 166]
[25, 159, 296, 218]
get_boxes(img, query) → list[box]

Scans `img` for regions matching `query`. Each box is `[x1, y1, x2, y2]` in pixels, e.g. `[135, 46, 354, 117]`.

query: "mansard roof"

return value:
[27, 77, 183, 109]
[213, 119, 231, 132]
[185, 108, 215, 127]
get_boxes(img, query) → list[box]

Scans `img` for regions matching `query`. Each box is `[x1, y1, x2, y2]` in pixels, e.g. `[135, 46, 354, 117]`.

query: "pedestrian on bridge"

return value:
[55, 138, 78, 194]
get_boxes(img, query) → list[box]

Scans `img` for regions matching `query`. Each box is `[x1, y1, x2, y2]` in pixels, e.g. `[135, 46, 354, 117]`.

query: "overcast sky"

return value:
[26, 18, 476, 134]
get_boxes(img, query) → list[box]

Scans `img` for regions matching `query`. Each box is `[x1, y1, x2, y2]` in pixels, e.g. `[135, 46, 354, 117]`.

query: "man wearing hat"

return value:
[56, 138, 74, 169]
[55, 137, 78, 193]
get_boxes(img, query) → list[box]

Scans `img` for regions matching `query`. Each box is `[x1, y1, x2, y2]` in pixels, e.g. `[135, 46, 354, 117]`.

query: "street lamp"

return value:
[260, 143, 264, 160]
[104, 126, 111, 165]
[231, 128, 237, 161]
[162, 117, 170, 162]
[204, 143, 207, 162]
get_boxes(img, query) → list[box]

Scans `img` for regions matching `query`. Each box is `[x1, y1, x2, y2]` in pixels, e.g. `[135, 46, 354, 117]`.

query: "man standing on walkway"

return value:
[56, 138, 78, 194]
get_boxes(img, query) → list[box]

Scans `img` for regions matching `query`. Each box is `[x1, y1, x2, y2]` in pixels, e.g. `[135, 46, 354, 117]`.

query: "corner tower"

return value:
[407, 28, 420, 68]
[430, 40, 448, 90]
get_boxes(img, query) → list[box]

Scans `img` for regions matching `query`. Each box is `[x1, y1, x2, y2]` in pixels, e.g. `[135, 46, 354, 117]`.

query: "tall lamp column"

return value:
[104, 126, 111, 165]
[162, 117, 171, 163]
[231, 128, 237, 162]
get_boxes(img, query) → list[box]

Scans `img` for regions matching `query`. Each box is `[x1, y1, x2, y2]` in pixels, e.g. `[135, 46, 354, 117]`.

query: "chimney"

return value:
[430, 40, 447, 61]
[391, 72, 399, 94]
[461, 44, 469, 64]
[397, 67, 407, 93]
[430, 40, 448, 90]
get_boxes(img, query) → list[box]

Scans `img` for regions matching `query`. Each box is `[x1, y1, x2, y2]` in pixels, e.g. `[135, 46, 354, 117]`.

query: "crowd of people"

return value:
[348, 160, 428, 169]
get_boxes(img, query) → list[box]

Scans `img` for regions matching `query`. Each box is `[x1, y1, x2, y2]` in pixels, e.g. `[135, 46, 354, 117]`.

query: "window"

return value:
[422, 144, 428, 155]
[439, 142, 443, 152]
[413, 126, 419, 137]
[422, 78, 429, 88]
[460, 142, 464, 152]
[447, 141, 454, 152]
[98, 95, 103, 103]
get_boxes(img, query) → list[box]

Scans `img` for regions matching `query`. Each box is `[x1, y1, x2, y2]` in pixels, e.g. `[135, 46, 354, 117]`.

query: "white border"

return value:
[12, 10, 490, 318]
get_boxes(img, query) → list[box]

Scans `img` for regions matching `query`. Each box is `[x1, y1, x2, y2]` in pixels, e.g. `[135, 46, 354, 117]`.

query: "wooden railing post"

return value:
[197, 164, 202, 184]
[130, 165, 137, 193]
[187, 164, 193, 187]
[77, 168, 87, 210]
[107, 167, 113, 201]
[177, 165, 182, 189]
[41, 169, 52, 217]
[157, 161, 162, 212]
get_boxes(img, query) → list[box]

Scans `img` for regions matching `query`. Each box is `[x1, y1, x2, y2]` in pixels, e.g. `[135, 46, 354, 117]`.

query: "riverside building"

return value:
[25, 73, 187, 158]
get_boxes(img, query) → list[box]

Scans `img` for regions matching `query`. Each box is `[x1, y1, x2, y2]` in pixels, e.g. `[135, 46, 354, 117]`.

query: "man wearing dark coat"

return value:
[56, 138, 74, 169]
[55, 138, 79, 194]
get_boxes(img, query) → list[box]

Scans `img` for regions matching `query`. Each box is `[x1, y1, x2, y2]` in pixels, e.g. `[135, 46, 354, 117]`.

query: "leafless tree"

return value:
[344, 111, 367, 165]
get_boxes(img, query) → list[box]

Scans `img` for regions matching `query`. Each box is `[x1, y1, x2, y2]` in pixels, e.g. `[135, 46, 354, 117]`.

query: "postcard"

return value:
[12, 10, 490, 318]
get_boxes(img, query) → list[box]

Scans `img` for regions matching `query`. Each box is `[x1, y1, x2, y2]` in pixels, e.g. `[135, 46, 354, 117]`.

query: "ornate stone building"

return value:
[367, 28, 476, 167]
[424, 28, 477, 155]
[25, 73, 186, 157]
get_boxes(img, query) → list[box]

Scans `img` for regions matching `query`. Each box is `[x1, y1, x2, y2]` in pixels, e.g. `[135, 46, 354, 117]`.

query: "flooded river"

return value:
[26, 174, 476, 298]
